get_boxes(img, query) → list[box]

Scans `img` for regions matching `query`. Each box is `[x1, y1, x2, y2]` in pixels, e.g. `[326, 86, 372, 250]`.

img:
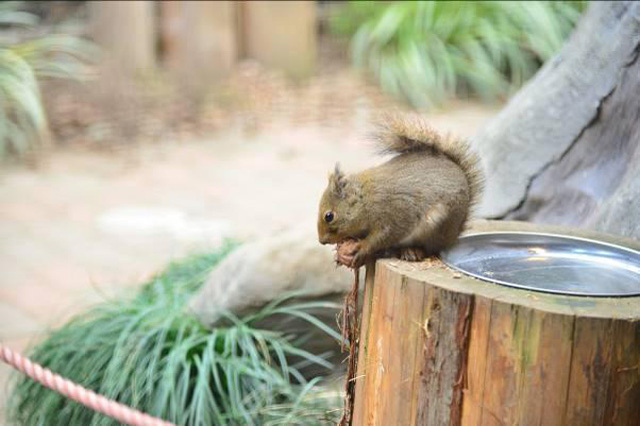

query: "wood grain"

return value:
[461, 296, 492, 425]
[517, 310, 574, 426]
[564, 317, 614, 425]
[605, 319, 640, 426]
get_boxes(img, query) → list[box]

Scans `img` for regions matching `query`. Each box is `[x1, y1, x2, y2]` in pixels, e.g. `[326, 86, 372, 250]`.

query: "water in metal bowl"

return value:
[441, 232, 640, 297]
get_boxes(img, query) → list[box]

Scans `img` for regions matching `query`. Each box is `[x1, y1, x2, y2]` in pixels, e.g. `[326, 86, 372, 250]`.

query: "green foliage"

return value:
[8, 244, 343, 425]
[0, 1, 95, 158]
[332, 1, 587, 108]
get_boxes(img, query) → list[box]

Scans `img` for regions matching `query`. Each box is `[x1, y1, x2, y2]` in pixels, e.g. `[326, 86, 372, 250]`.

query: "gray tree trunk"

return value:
[474, 1, 640, 239]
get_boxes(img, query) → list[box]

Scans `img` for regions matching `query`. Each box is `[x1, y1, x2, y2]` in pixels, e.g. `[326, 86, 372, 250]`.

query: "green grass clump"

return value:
[8, 243, 343, 425]
[332, 1, 587, 108]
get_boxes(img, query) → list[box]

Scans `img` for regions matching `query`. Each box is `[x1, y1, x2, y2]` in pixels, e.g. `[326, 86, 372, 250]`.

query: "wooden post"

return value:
[159, 1, 238, 86]
[240, 1, 317, 79]
[352, 220, 640, 425]
[89, 1, 156, 72]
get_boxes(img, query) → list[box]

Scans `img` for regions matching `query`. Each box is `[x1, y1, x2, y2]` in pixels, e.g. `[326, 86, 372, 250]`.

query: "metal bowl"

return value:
[441, 232, 640, 297]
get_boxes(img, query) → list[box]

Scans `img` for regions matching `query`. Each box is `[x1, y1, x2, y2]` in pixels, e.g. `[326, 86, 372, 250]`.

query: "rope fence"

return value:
[0, 343, 176, 426]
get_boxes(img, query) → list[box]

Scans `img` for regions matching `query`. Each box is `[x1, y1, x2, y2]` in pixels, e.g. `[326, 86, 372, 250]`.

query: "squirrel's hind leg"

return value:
[398, 247, 426, 262]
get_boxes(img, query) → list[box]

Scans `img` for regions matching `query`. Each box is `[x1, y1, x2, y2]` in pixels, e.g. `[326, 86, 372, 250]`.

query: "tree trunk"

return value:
[159, 1, 238, 87]
[89, 1, 156, 73]
[474, 1, 640, 240]
[352, 220, 640, 426]
[240, 1, 317, 80]
[507, 41, 640, 236]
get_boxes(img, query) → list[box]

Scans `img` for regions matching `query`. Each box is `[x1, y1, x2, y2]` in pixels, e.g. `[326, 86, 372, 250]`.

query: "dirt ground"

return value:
[0, 100, 499, 421]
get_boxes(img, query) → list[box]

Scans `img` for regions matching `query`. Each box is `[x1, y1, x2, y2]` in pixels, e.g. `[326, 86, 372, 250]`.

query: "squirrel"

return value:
[317, 113, 483, 268]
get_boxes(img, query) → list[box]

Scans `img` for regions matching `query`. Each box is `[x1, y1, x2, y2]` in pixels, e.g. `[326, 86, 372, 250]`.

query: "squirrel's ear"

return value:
[328, 162, 346, 196]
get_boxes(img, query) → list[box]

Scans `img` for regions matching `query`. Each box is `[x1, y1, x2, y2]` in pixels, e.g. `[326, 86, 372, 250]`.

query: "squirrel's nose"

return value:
[319, 232, 334, 244]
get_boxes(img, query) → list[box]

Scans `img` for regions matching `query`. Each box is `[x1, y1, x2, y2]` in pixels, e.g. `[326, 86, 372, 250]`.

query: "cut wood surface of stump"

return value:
[352, 220, 640, 426]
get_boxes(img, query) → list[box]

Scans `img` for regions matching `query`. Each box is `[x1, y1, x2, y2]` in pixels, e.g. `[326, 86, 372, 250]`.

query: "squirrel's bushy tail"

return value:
[374, 112, 484, 210]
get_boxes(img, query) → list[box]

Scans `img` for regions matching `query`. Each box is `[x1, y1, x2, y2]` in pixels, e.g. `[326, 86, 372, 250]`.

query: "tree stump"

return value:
[352, 220, 640, 426]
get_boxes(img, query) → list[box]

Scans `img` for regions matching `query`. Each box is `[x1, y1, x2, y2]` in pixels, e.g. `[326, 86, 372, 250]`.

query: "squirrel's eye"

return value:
[324, 211, 334, 223]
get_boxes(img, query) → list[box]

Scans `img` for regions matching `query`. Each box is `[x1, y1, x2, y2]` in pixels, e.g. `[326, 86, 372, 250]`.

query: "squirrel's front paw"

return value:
[336, 239, 365, 269]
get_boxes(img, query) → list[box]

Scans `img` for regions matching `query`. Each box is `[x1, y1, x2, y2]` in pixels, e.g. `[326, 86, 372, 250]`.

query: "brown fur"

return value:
[317, 113, 484, 267]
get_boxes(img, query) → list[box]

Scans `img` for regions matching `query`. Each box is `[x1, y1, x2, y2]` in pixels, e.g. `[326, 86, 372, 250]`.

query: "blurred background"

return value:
[0, 0, 588, 422]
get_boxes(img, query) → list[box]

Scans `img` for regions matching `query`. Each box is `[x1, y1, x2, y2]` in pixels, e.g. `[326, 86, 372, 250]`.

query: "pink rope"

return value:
[0, 343, 176, 426]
